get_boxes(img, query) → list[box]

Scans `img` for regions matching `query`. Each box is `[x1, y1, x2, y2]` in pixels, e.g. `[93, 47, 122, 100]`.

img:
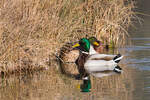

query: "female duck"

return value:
[58, 42, 80, 77]
[73, 38, 123, 75]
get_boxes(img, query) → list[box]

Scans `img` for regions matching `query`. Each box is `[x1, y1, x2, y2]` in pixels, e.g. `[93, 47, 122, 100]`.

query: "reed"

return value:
[0, 0, 137, 73]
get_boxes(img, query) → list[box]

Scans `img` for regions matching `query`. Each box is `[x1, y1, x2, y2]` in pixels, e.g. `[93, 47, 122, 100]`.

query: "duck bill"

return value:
[72, 43, 80, 48]
[93, 41, 99, 46]
[72, 43, 86, 52]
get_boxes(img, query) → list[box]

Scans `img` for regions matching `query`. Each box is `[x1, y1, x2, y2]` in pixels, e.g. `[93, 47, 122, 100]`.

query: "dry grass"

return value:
[0, 0, 137, 73]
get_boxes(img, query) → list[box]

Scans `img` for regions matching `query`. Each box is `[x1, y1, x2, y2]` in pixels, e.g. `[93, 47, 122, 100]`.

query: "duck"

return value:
[58, 42, 80, 63]
[74, 37, 115, 79]
[88, 37, 109, 53]
[57, 42, 80, 77]
[72, 38, 123, 77]
[57, 38, 104, 79]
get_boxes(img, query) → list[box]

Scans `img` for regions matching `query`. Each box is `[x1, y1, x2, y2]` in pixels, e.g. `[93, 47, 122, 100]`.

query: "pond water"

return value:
[0, 1, 150, 100]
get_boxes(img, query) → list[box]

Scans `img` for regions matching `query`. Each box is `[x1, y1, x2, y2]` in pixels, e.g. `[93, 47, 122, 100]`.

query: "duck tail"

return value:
[113, 65, 122, 73]
[113, 54, 123, 63]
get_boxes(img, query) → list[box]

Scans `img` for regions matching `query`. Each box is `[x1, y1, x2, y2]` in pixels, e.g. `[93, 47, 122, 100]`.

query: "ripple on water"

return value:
[131, 38, 150, 40]
[127, 58, 150, 71]
[144, 43, 150, 46]
[128, 46, 150, 51]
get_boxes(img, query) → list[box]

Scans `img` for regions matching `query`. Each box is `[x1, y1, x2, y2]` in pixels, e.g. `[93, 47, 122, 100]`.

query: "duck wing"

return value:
[75, 53, 89, 76]
[89, 56, 113, 61]
[84, 59, 117, 72]
[84, 54, 123, 72]
[88, 54, 116, 60]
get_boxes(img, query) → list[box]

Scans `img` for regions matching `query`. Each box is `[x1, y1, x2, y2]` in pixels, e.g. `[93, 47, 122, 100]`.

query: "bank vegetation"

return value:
[0, 0, 137, 74]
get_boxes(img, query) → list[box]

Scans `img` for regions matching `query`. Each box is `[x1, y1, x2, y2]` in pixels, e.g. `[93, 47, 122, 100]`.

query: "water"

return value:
[1, 1, 150, 100]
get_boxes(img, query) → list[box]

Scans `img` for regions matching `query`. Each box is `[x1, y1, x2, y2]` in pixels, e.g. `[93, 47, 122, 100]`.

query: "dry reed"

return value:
[0, 0, 137, 73]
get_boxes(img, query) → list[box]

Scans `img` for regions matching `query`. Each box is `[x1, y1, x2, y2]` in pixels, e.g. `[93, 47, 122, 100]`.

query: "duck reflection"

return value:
[79, 65, 122, 92]
[80, 76, 91, 92]
[91, 65, 122, 78]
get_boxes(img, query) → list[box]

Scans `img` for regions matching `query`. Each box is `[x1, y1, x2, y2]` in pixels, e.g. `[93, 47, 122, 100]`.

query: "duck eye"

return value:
[82, 42, 86, 45]
[79, 41, 85, 45]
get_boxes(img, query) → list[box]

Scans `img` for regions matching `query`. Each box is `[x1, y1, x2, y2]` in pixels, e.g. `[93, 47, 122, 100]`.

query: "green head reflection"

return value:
[80, 76, 91, 92]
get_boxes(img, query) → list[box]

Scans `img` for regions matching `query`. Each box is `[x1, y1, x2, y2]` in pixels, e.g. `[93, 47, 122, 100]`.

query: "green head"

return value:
[72, 37, 100, 53]
[72, 38, 90, 52]
[80, 38, 90, 52]
[88, 37, 100, 47]
[88, 37, 97, 43]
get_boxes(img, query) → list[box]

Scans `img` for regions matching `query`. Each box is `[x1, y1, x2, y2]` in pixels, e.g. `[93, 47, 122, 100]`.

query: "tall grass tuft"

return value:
[0, 0, 137, 72]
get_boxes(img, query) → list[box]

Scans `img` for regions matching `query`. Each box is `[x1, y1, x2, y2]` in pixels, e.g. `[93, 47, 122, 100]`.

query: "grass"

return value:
[0, 0, 137, 73]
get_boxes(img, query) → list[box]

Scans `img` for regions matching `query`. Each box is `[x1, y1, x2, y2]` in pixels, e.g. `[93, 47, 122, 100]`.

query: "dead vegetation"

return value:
[0, 0, 137, 73]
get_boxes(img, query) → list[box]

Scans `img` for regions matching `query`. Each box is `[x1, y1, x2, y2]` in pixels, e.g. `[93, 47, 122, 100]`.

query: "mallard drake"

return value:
[73, 38, 123, 76]
[57, 38, 102, 79]
[88, 37, 109, 53]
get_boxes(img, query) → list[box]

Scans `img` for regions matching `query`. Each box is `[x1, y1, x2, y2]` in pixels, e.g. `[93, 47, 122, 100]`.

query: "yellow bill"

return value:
[72, 43, 80, 48]
[93, 41, 99, 46]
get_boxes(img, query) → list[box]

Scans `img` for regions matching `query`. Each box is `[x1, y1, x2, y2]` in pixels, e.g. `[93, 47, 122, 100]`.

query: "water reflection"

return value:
[79, 76, 91, 92]
[91, 72, 119, 78]
[0, 65, 137, 100]
[79, 67, 122, 93]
